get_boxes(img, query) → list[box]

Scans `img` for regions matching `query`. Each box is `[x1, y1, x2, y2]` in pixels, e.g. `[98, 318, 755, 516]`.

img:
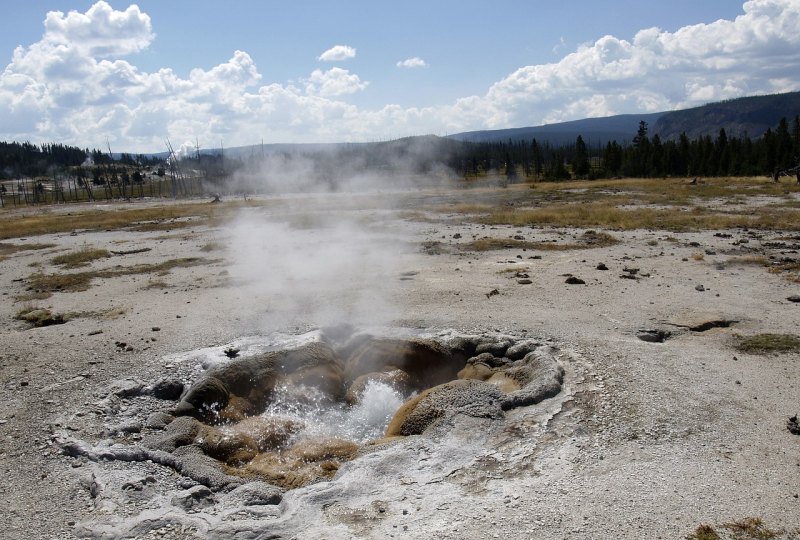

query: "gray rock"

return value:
[171, 445, 245, 491]
[109, 378, 145, 398]
[150, 378, 184, 400]
[171, 485, 215, 510]
[637, 329, 671, 343]
[505, 341, 540, 361]
[787, 295, 800, 303]
[223, 481, 283, 506]
[788, 415, 800, 435]
[565, 276, 585, 285]
[143, 416, 203, 452]
[145, 411, 175, 430]
[113, 421, 142, 435]
[387, 379, 505, 436]
[468, 352, 509, 368]
[475, 340, 512, 357]
[174, 342, 338, 418]
[501, 349, 564, 410]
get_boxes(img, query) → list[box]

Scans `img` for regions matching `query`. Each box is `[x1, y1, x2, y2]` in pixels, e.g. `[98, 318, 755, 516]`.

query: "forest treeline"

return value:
[0, 141, 160, 180]
[1, 114, 799, 190]
[449, 115, 800, 181]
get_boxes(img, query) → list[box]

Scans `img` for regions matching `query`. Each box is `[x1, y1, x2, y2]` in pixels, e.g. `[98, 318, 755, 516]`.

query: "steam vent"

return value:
[141, 328, 564, 489]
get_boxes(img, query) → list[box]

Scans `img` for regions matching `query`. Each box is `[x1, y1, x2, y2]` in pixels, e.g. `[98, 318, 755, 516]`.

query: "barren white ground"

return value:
[0, 188, 798, 539]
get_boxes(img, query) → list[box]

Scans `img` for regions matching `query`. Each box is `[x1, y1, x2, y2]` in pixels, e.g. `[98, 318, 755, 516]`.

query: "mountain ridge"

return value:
[446, 91, 800, 146]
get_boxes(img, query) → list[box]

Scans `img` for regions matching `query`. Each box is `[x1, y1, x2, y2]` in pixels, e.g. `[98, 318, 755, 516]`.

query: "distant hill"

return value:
[448, 112, 664, 147]
[132, 92, 800, 159]
[652, 91, 800, 140]
[447, 91, 800, 146]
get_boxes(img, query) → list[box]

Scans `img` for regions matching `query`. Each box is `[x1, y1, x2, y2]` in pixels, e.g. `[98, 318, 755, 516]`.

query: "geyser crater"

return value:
[136, 326, 565, 490]
[60, 327, 569, 538]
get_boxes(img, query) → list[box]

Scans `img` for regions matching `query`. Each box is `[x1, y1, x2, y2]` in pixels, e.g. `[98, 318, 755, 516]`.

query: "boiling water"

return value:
[261, 380, 408, 444]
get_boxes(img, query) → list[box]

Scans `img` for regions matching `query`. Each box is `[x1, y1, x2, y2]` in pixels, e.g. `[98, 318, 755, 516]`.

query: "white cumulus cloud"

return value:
[1, 1, 800, 151]
[43, 1, 153, 57]
[317, 45, 357, 62]
[305, 68, 368, 97]
[480, 0, 800, 127]
[396, 57, 428, 68]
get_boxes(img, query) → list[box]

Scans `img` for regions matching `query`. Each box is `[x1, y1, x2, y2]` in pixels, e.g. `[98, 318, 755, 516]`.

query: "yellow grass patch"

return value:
[51, 247, 110, 268]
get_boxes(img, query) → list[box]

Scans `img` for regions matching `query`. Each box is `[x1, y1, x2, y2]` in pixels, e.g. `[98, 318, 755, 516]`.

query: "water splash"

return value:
[261, 380, 407, 444]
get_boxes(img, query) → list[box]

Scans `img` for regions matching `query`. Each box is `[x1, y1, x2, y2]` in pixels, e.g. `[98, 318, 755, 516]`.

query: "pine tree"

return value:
[572, 135, 590, 178]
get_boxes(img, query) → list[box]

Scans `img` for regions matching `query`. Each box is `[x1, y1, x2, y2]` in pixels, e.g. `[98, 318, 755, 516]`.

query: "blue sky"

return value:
[0, 1, 797, 152]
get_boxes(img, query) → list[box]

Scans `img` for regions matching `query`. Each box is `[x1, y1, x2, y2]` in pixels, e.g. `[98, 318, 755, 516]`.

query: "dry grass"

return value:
[431, 203, 493, 214]
[462, 231, 618, 252]
[692, 252, 705, 261]
[688, 525, 722, 540]
[14, 291, 53, 302]
[127, 219, 199, 232]
[51, 247, 110, 268]
[27, 257, 215, 293]
[497, 266, 530, 274]
[688, 516, 800, 540]
[417, 177, 800, 232]
[0, 202, 257, 240]
[735, 333, 800, 354]
[723, 256, 798, 283]
[72, 306, 128, 320]
[480, 200, 800, 231]
[767, 260, 800, 282]
[27, 272, 95, 293]
[0, 242, 57, 256]
[727, 255, 769, 266]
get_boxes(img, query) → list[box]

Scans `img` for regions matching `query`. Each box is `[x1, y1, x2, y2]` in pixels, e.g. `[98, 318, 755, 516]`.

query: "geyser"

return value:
[140, 328, 565, 491]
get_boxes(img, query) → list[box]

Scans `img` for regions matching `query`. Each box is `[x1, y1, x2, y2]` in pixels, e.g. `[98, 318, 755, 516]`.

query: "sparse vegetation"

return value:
[727, 255, 769, 266]
[27, 272, 94, 292]
[143, 279, 170, 290]
[688, 524, 722, 540]
[735, 333, 800, 354]
[0, 242, 57, 256]
[767, 260, 800, 283]
[497, 266, 530, 274]
[462, 231, 618, 252]
[71, 306, 127, 320]
[479, 199, 800, 232]
[0, 204, 223, 239]
[687, 517, 799, 540]
[431, 203, 493, 214]
[14, 291, 52, 302]
[51, 246, 110, 268]
[15, 305, 68, 327]
[27, 257, 215, 292]
[200, 241, 225, 252]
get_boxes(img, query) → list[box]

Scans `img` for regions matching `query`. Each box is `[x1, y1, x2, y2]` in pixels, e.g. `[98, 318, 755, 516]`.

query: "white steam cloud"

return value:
[224, 212, 404, 332]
